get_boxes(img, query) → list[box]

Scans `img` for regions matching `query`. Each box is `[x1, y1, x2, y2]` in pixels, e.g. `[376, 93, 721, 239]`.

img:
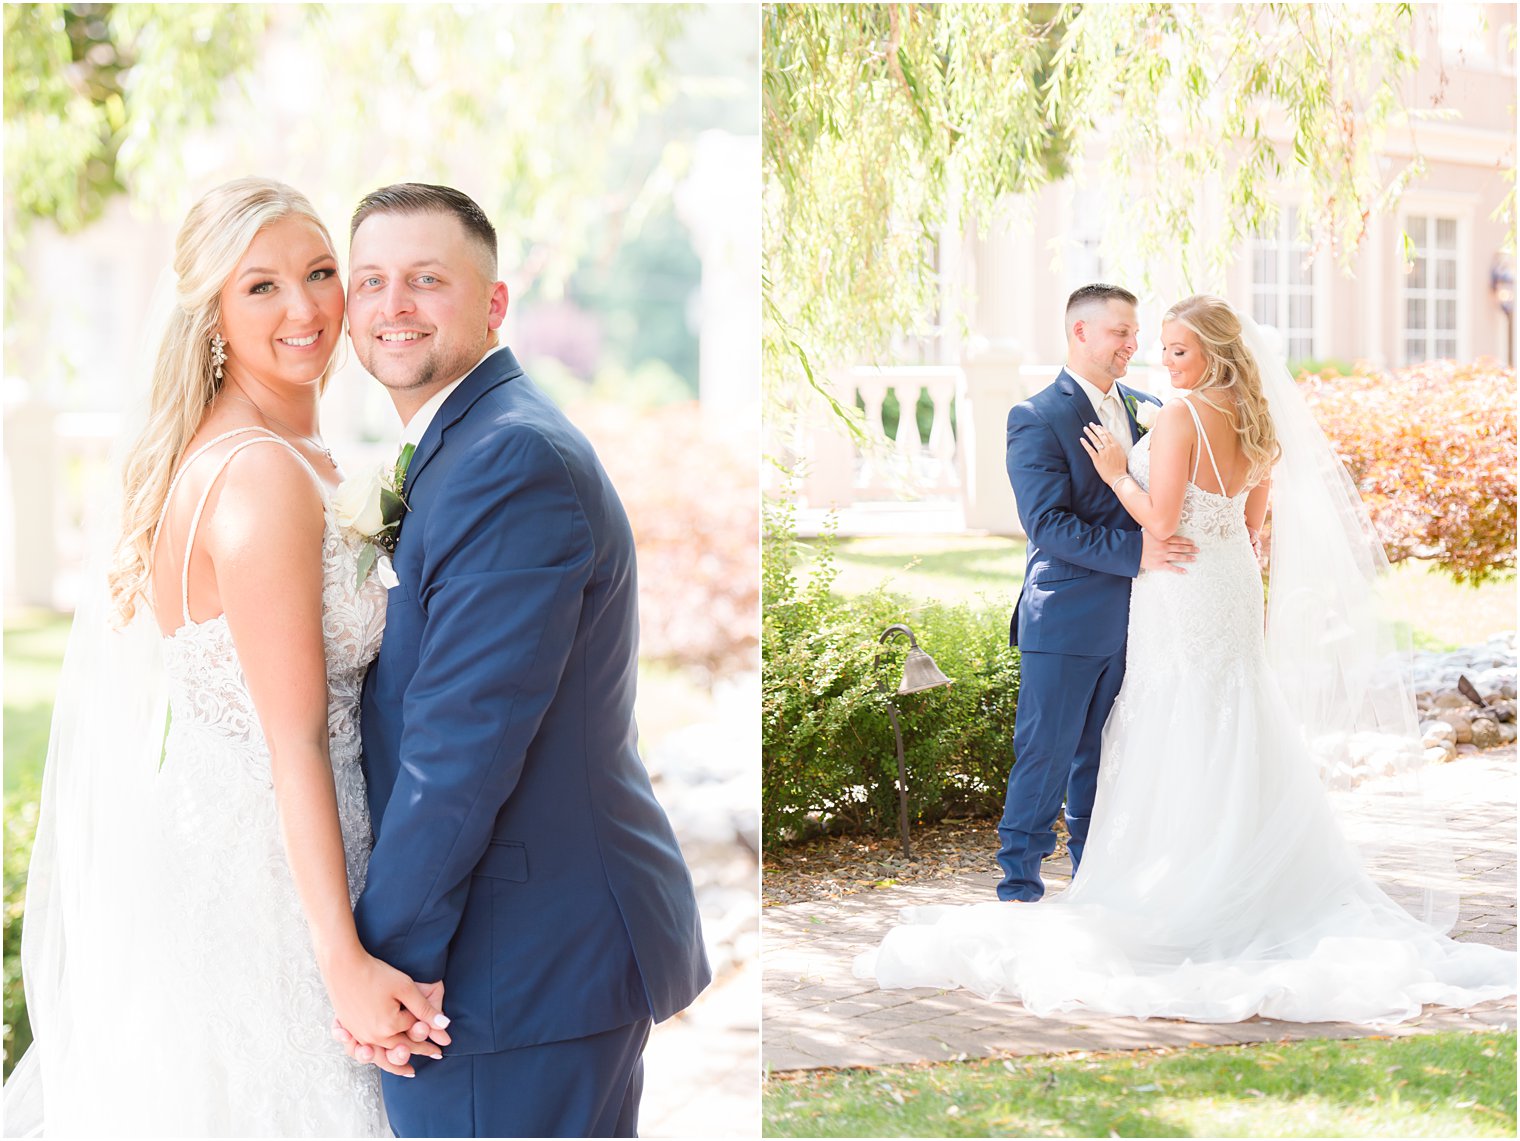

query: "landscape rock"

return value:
[1421, 720, 1456, 746]
[1471, 718, 1503, 749]
[1410, 637, 1517, 752]
[1446, 713, 1474, 744]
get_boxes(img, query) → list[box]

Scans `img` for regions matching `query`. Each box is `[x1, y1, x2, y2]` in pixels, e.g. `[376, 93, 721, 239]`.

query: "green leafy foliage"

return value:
[763, 509, 1018, 842]
[4, 784, 40, 1075]
[764, 3, 1430, 406]
[3, 5, 704, 335]
[1302, 357, 1517, 585]
[3, 3, 267, 233]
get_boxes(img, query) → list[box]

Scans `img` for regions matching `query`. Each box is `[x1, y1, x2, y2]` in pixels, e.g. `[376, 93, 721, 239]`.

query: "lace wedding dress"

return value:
[10, 429, 389, 1136]
[855, 405, 1517, 1024]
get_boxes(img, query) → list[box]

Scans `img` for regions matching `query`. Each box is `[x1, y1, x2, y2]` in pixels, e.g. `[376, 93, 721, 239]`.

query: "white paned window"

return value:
[1249, 206, 1315, 362]
[1403, 214, 1461, 364]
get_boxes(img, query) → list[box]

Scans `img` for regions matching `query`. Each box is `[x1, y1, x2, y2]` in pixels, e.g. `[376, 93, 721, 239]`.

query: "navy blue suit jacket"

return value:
[355, 347, 709, 1056]
[1006, 370, 1161, 657]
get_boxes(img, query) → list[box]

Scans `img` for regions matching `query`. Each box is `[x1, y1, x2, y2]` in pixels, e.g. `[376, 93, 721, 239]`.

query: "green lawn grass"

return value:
[795, 536, 1515, 652]
[764, 1030, 1518, 1138]
[3, 610, 70, 793]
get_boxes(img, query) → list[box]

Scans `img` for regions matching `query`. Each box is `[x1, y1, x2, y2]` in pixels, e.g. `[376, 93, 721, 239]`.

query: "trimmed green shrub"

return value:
[4, 783, 38, 1076]
[763, 504, 1019, 843]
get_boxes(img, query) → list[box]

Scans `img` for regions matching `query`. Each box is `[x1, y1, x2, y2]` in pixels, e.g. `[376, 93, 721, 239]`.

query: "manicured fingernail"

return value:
[432, 1014, 450, 1029]
[430, 1053, 443, 1060]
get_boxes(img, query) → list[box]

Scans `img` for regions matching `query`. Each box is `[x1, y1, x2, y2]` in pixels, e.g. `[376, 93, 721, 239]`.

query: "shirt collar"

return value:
[1065, 366, 1119, 417]
[399, 343, 507, 448]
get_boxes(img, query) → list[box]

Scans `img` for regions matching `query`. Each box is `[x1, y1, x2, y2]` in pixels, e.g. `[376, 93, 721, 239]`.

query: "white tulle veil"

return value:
[1239, 310, 1458, 931]
[4, 275, 186, 1136]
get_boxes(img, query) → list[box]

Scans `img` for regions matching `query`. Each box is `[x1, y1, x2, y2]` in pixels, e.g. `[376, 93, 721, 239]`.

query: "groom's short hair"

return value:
[350, 183, 498, 278]
[1066, 283, 1138, 332]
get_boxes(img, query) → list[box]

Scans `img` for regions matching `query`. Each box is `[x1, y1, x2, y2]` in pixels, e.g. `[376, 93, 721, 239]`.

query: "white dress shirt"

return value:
[1067, 366, 1133, 454]
[399, 343, 508, 449]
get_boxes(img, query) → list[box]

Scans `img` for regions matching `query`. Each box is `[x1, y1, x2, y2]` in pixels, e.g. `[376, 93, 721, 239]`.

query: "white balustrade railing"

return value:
[802, 365, 964, 510]
[794, 358, 1173, 534]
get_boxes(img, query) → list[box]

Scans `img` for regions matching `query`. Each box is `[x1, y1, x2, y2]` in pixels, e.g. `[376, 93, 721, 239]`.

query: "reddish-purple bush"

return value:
[1299, 358, 1516, 584]
[572, 400, 759, 681]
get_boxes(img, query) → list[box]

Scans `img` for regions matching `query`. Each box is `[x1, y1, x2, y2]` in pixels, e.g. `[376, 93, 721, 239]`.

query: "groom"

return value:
[341, 184, 709, 1136]
[997, 283, 1196, 902]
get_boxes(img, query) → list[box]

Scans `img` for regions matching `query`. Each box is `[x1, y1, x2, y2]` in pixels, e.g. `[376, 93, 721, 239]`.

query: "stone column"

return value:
[4, 398, 57, 608]
[675, 130, 761, 428]
[958, 345, 1025, 535]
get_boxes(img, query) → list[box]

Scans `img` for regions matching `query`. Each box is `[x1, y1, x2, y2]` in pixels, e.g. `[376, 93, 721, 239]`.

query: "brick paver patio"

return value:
[762, 749, 1517, 1073]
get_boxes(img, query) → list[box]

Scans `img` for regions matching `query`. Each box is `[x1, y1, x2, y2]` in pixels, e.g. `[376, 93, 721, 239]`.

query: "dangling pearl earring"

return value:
[211, 332, 227, 382]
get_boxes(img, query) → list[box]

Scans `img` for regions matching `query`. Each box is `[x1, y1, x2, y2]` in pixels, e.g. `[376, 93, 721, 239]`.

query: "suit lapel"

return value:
[1056, 369, 1098, 440]
[1114, 382, 1142, 441]
[404, 346, 525, 493]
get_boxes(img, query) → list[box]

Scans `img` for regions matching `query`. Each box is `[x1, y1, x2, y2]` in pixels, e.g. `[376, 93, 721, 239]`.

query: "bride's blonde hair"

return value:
[107, 177, 338, 624]
[1164, 294, 1281, 487]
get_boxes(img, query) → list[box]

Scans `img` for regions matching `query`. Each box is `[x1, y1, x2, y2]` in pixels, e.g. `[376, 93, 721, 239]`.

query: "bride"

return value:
[7, 178, 447, 1135]
[855, 295, 1517, 1024]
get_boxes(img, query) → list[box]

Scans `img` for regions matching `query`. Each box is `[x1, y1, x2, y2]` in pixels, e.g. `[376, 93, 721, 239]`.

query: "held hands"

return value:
[323, 946, 450, 1078]
[331, 980, 446, 1077]
[1078, 423, 1129, 486]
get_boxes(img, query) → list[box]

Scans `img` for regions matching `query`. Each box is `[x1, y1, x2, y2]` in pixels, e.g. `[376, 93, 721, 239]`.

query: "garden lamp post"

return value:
[874, 623, 953, 860]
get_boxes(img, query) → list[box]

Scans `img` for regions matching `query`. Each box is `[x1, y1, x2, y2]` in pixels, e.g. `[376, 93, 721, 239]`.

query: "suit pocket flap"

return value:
[473, 840, 528, 882]
[1028, 560, 1090, 584]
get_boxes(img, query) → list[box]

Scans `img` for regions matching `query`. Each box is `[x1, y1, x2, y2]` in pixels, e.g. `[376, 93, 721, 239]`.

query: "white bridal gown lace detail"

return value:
[855, 411, 1517, 1024]
[136, 429, 387, 1135]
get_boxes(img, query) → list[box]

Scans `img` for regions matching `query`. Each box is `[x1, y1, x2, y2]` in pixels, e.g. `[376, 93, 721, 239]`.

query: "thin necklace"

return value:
[222, 391, 335, 466]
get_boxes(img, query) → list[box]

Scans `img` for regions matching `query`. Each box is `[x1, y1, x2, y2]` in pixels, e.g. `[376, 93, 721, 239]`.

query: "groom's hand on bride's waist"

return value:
[1141, 532, 1198, 574]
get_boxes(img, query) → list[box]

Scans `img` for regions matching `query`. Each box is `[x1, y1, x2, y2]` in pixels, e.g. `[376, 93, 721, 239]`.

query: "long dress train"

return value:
[855, 411, 1517, 1025]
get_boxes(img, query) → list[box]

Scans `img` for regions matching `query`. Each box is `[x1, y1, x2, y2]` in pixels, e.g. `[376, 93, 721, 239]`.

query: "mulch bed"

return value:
[763, 816, 1068, 906]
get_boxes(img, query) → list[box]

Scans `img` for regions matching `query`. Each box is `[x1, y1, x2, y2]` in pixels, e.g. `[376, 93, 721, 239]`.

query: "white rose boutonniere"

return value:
[334, 443, 414, 589]
[1124, 393, 1159, 437]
